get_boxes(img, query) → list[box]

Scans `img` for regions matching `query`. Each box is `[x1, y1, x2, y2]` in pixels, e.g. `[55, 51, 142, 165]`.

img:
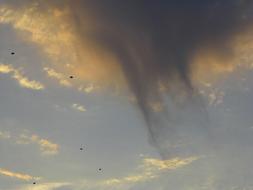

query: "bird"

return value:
[33, 182, 36, 185]
[11, 52, 15, 55]
[69, 76, 74, 79]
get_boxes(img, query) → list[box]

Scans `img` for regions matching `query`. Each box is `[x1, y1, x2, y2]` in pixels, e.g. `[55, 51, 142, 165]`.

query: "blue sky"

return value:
[0, 1, 253, 190]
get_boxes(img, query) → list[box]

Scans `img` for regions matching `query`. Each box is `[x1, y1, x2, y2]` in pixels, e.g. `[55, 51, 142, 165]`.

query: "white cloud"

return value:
[72, 103, 86, 112]
[198, 83, 225, 106]
[78, 84, 98, 94]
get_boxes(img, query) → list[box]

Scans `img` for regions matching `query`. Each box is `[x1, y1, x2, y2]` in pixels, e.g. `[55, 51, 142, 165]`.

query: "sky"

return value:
[0, 0, 253, 189]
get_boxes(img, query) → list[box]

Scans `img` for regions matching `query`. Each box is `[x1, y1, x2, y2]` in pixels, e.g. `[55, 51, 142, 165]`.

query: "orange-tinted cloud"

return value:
[0, 168, 40, 181]
[103, 156, 198, 186]
[0, 4, 125, 90]
[0, 64, 44, 90]
[17, 134, 59, 155]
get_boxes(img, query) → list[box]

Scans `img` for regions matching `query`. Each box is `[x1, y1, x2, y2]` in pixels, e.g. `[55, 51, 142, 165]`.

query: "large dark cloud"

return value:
[2, 0, 253, 157]
[67, 0, 253, 157]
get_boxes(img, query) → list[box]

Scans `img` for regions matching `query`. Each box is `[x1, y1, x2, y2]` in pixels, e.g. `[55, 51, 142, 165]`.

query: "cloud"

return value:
[17, 134, 59, 155]
[149, 102, 164, 113]
[0, 130, 59, 155]
[142, 157, 198, 171]
[1, 1, 253, 158]
[72, 103, 86, 112]
[44, 67, 72, 87]
[13, 182, 71, 190]
[102, 156, 198, 187]
[44, 156, 198, 190]
[78, 84, 98, 94]
[0, 168, 40, 181]
[0, 130, 10, 139]
[12, 71, 44, 90]
[198, 85, 225, 106]
[0, 2, 124, 89]
[207, 91, 225, 106]
[0, 64, 13, 73]
[0, 64, 44, 90]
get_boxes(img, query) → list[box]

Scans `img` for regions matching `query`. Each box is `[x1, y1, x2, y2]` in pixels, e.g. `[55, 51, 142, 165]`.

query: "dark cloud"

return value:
[2, 0, 253, 157]
[66, 0, 253, 157]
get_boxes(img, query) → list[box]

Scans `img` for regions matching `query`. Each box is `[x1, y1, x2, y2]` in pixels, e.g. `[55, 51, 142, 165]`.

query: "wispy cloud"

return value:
[17, 134, 59, 155]
[0, 64, 44, 90]
[0, 168, 40, 181]
[0, 131, 10, 139]
[143, 157, 198, 171]
[13, 182, 71, 190]
[149, 102, 164, 113]
[0, 4, 124, 91]
[0, 64, 13, 73]
[102, 156, 198, 186]
[2, 157, 197, 190]
[44, 67, 72, 87]
[78, 84, 98, 94]
[72, 103, 86, 112]
[198, 84, 225, 106]
[0, 130, 59, 155]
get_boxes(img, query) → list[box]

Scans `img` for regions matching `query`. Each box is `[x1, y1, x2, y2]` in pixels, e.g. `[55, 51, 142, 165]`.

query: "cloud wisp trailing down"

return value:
[65, 0, 253, 157]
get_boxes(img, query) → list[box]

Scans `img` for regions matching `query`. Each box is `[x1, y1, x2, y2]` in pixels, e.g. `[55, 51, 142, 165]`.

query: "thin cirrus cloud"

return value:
[0, 131, 10, 139]
[198, 84, 225, 107]
[0, 64, 44, 90]
[17, 134, 59, 156]
[44, 67, 99, 94]
[43, 67, 72, 87]
[142, 157, 199, 171]
[71, 103, 86, 112]
[78, 84, 98, 94]
[13, 182, 71, 190]
[0, 130, 59, 156]
[103, 156, 198, 186]
[0, 168, 40, 181]
[33, 156, 198, 190]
